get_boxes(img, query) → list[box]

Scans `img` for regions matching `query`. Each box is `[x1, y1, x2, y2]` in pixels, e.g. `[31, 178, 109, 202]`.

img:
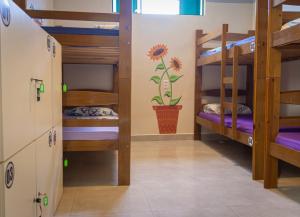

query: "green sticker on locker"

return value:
[39, 83, 45, 93]
[43, 196, 49, 207]
[64, 159, 69, 168]
[63, 84, 68, 93]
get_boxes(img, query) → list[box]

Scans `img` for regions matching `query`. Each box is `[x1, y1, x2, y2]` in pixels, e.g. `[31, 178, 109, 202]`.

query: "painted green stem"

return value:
[161, 57, 172, 105]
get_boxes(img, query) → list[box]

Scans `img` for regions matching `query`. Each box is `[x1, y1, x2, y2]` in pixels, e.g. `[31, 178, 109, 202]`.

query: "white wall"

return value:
[132, 2, 254, 136]
[63, 64, 114, 91]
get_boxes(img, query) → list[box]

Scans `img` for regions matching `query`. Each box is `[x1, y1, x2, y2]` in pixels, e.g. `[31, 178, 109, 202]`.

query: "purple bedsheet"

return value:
[199, 112, 253, 134]
[276, 132, 300, 151]
[63, 127, 119, 141]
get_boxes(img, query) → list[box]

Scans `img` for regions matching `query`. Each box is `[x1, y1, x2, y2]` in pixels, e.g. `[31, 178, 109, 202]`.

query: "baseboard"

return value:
[131, 133, 194, 141]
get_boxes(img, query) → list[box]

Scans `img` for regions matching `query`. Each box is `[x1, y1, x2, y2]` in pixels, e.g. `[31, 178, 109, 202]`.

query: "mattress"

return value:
[63, 127, 119, 141]
[42, 26, 119, 36]
[201, 36, 255, 57]
[199, 112, 253, 134]
[276, 132, 300, 151]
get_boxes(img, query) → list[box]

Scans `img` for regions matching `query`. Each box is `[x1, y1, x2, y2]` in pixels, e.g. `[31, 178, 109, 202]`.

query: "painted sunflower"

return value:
[148, 44, 168, 61]
[170, 57, 182, 72]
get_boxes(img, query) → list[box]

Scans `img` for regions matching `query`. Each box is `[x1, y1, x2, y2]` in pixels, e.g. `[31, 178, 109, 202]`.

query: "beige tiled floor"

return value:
[56, 136, 300, 217]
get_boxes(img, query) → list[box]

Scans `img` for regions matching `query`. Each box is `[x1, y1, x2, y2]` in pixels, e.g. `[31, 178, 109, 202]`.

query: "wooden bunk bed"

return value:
[264, 0, 300, 188]
[14, 0, 132, 185]
[195, 0, 268, 180]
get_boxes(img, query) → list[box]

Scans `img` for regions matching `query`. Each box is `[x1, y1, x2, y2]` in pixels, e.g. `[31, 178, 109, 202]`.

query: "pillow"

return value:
[66, 107, 90, 117]
[88, 107, 118, 117]
[203, 103, 231, 115]
[203, 103, 252, 115]
[281, 18, 300, 30]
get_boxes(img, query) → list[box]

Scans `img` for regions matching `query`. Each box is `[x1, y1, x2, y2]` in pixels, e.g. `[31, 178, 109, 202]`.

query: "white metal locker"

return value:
[52, 39, 62, 127]
[0, 144, 37, 217]
[0, 0, 36, 162]
[34, 33, 53, 138]
[36, 130, 56, 217]
[0, 0, 52, 162]
[52, 124, 63, 211]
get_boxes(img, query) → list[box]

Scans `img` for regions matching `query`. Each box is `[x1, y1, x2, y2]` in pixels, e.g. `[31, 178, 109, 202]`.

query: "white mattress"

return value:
[63, 127, 119, 141]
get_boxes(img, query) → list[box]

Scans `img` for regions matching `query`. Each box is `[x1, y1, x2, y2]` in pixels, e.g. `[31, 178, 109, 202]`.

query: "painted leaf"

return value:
[150, 76, 161, 84]
[155, 63, 165, 71]
[164, 91, 171, 97]
[151, 96, 163, 105]
[170, 97, 182, 106]
[169, 75, 183, 83]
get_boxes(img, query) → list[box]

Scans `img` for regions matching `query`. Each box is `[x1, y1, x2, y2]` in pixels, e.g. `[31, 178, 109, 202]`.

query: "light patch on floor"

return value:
[56, 137, 300, 217]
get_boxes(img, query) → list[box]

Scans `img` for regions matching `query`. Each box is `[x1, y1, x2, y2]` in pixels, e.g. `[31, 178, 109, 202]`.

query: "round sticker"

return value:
[1, 1, 11, 27]
[5, 162, 15, 189]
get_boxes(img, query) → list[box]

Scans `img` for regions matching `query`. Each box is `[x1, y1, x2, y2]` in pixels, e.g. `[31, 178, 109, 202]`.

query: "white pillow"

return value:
[281, 18, 300, 30]
[203, 103, 252, 115]
[88, 107, 118, 117]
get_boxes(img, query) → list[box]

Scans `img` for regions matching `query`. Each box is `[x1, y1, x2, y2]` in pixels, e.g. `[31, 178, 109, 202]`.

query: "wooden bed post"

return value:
[252, 0, 268, 180]
[264, 0, 282, 188]
[118, 0, 132, 185]
[220, 24, 229, 134]
[194, 30, 203, 140]
[232, 46, 239, 140]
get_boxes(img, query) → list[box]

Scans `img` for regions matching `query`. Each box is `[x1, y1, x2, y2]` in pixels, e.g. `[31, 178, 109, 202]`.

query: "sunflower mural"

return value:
[148, 44, 183, 134]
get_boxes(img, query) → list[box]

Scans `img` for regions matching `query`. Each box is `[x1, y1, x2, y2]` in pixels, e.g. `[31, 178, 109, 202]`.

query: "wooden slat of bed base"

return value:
[270, 142, 300, 168]
[63, 46, 119, 64]
[51, 34, 119, 47]
[25, 9, 120, 22]
[63, 91, 118, 106]
[281, 90, 300, 104]
[279, 116, 300, 127]
[64, 140, 118, 152]
[63, 119, 119, 127]
[283, 12, 300, 24]
[196, 116, 250, 145]
[272, 24, 300, 47]
[273, 0, 300, 7]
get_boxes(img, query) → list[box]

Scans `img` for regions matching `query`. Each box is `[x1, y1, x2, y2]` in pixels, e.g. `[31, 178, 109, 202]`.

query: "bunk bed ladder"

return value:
[220, 24, 229, 134]
[221, 46, 239, 139]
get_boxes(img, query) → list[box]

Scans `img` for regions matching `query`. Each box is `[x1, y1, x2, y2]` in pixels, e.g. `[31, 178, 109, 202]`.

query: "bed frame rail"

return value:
[63, 91, 119, 107]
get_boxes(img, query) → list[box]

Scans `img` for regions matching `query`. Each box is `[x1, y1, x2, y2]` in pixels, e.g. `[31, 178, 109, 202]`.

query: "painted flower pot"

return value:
[153, 105, 182, 134]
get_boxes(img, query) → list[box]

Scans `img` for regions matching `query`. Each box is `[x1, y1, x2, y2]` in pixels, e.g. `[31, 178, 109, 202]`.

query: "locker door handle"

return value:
[48, 131, 52, 147]
[31, 78, 45, 102]
[53, 130, 57, 146]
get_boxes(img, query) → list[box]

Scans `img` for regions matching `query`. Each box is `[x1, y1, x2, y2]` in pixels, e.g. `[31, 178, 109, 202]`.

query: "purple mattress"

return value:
[276, 132, 300, 151]
[63, 127, 119, 141]
[199, 112, 253, 134]
[199, 112, 300, 151]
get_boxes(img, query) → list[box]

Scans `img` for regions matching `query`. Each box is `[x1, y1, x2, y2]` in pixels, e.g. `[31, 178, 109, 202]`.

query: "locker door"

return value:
[0, 0, 38, 161]
[52, 39, 62, 126]
[52, 124, 63, 211]
[36, 130, 55, 217]
[34, 33, 53, 137]
[3, 144, 36, 217]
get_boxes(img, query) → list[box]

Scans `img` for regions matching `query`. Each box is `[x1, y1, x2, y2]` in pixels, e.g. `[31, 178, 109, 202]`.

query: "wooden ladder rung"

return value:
[223, 77, 233, 84]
